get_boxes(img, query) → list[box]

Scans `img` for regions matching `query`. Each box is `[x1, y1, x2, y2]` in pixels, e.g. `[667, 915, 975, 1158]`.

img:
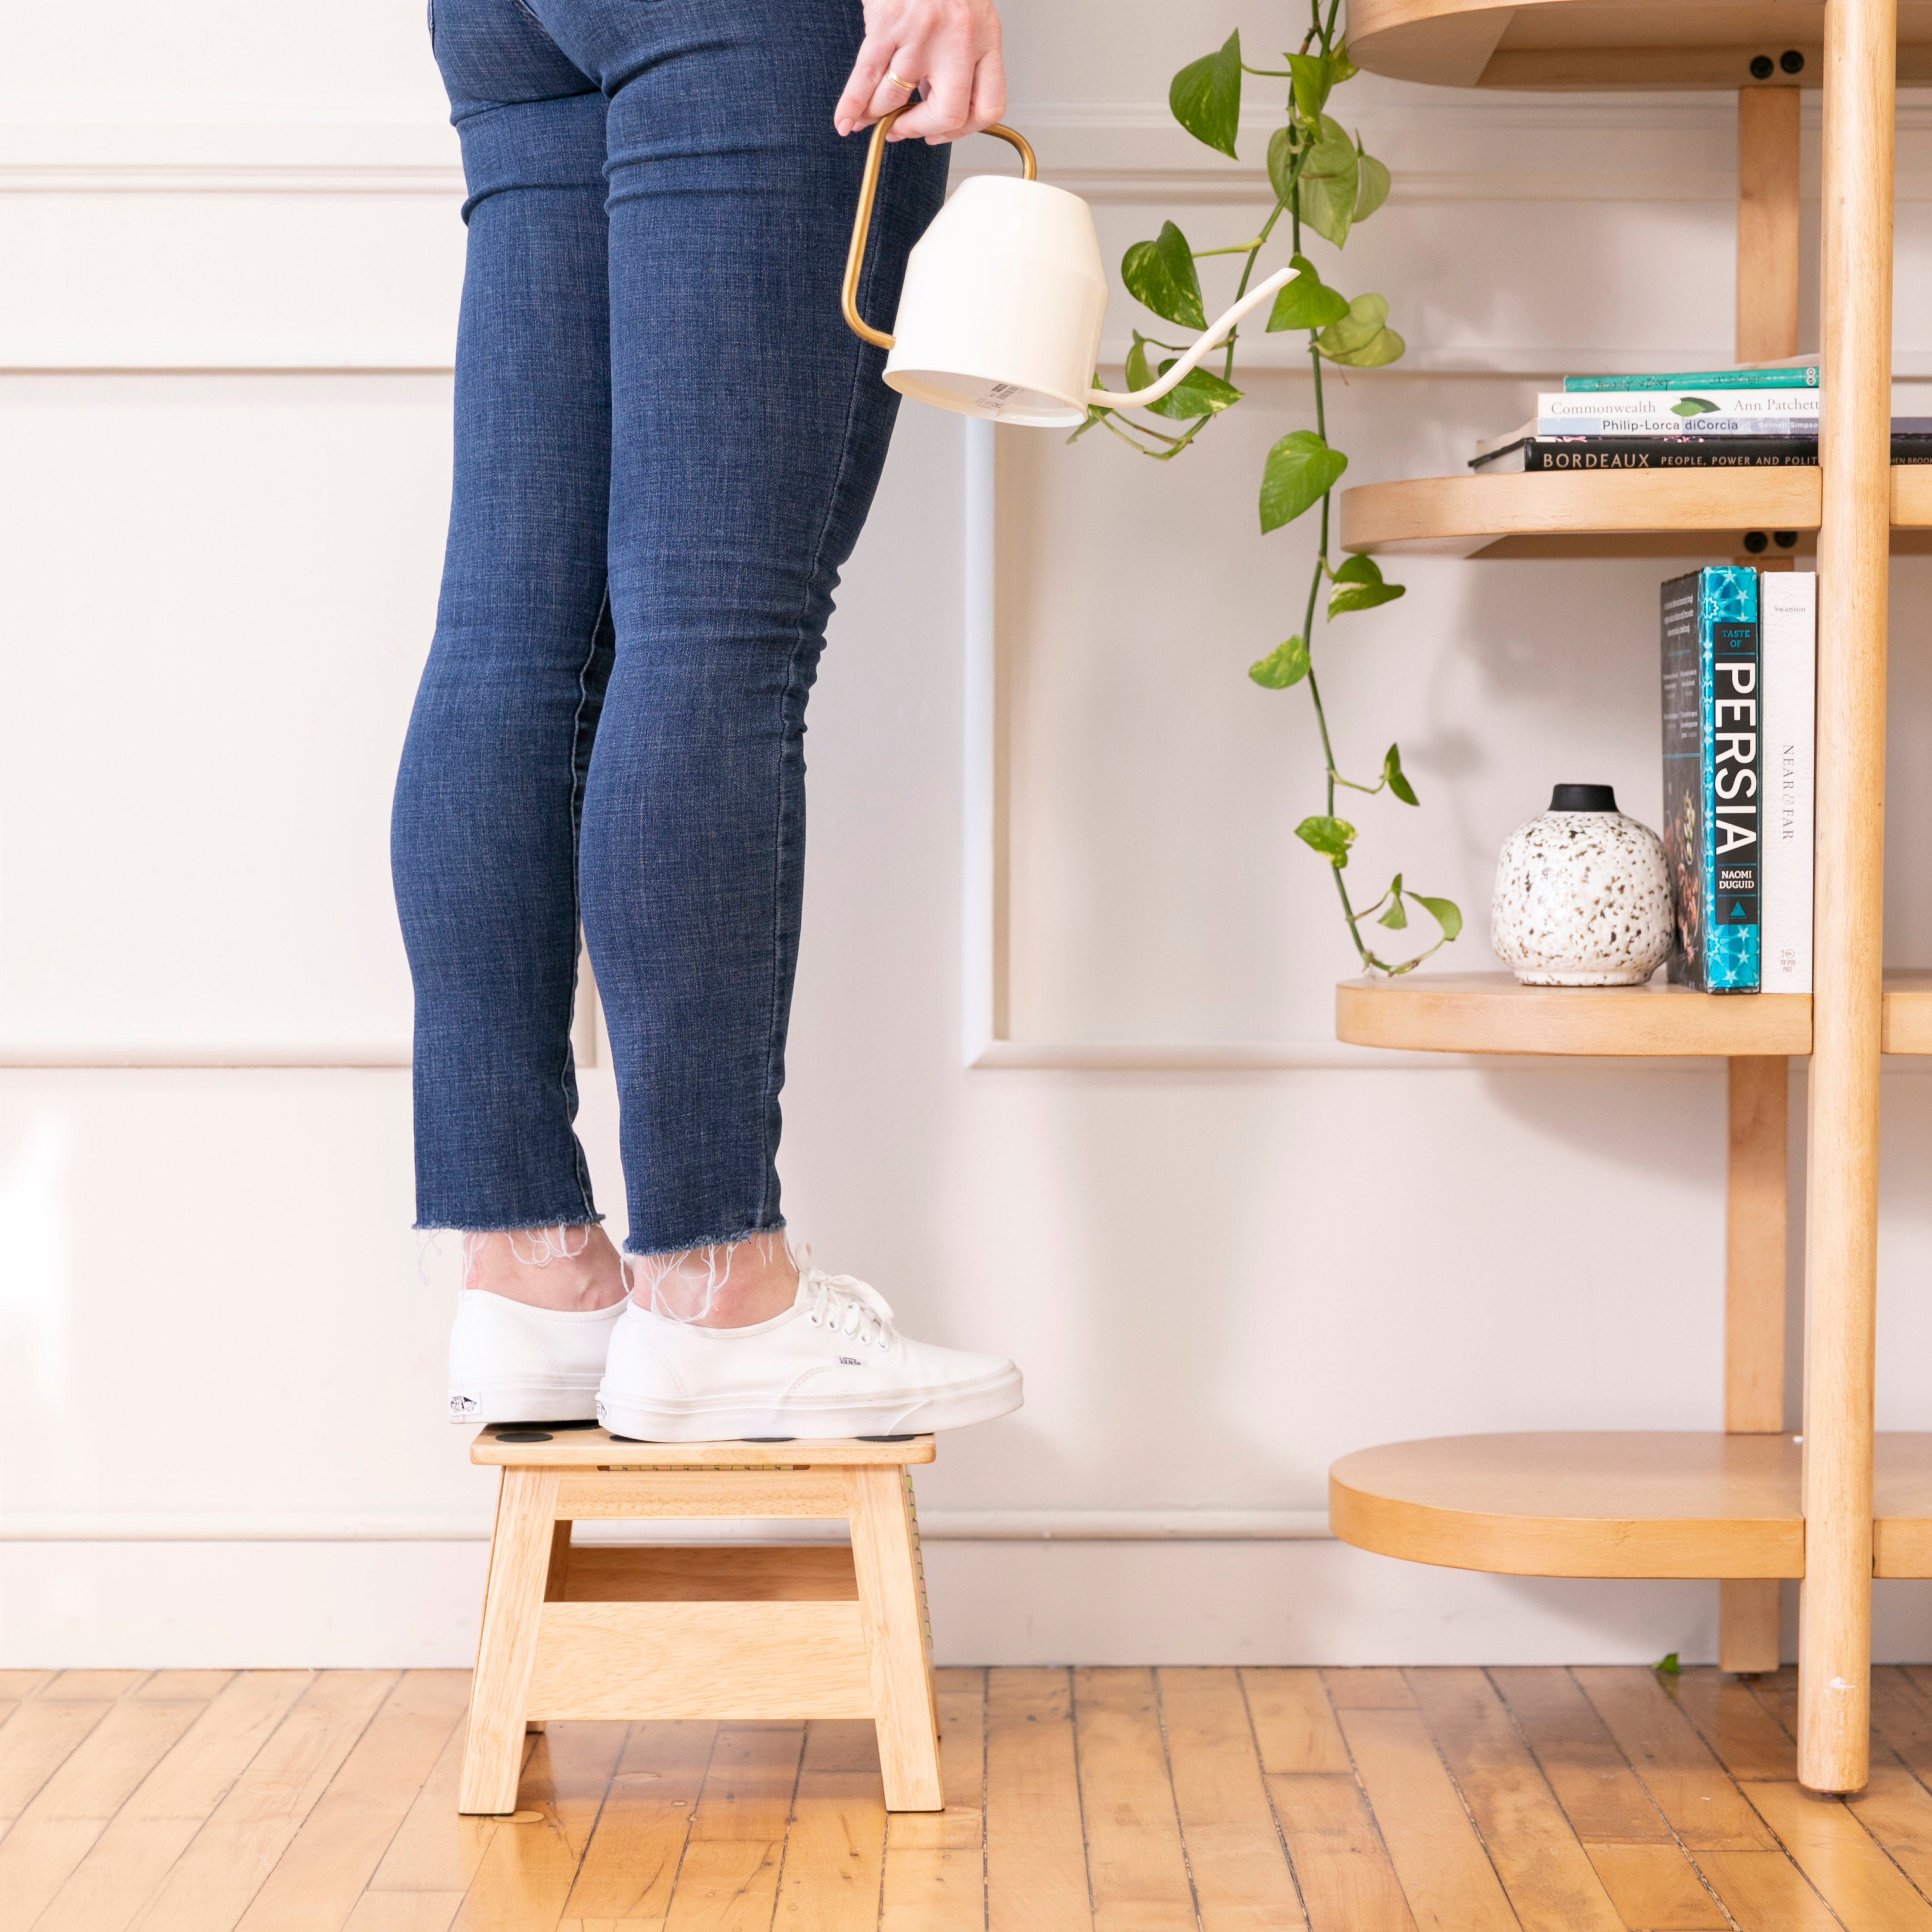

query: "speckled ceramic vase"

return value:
[1491, 785, 1674, 986]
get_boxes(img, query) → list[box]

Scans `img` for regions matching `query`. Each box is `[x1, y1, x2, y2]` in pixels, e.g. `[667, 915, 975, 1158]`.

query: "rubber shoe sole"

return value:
[595, 1362, 1023, 1443]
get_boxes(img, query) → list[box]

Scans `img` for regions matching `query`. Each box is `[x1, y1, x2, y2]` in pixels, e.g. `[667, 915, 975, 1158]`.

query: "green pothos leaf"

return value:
[1169, 31, 1243, 158]
[1288, 51, 1333, 120]
[1412, 893, 1463, 941]
[1248, 635, 1310, 689]
[1377, 873, 1410, 929]
[1329, 552, 1406, 616]
[1121, 222, 1206, 330]
[1267, 254, 1351, 332]
[1296, 815, 1358, 868]
[1266, 124, 1299, 207]
[1259, 430, 1348, 533]
[1147, 361, 1245, 419]
[1383, 743, 1419, 805]
[1354, 138, 1392, 222]
[1316, 292, 1406, 368]
[1296, 115, 1361, 247]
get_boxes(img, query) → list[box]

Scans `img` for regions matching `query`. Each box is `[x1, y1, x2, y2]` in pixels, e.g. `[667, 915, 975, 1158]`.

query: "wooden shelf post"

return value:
[1736, 87, 1802, 366]
[1722, 1058, 1789, 1671]
[1719, 86, 1801, 1679]
[1800, 0, 1896, 1794]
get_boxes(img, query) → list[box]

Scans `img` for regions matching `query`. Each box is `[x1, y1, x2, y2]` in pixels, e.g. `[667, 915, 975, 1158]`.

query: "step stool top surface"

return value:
[471, 1426, 937, 1467]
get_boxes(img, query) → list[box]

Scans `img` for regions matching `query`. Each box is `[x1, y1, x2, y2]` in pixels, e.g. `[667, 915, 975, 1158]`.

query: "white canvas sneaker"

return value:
[595, 1263, 1022, 1441]
[447, 1289, 625, 1424]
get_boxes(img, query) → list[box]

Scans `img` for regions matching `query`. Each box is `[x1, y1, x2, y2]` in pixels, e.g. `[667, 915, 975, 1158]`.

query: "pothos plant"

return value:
[1077, 4, 1461, 974]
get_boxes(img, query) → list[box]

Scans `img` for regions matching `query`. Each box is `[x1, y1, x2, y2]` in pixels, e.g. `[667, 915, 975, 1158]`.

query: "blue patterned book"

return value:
[1662, 568, 1762, 991]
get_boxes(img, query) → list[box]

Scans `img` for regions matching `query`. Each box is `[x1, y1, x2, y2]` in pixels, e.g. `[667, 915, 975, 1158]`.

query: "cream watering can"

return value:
[843, 109, 1296, 428]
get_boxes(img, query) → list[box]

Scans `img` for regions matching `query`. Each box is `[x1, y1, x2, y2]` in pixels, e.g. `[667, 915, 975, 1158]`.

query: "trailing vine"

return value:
[1078, 3, 1462, 974]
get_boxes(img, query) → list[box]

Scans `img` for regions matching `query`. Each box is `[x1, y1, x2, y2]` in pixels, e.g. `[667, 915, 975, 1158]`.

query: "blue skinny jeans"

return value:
[391, 0, 946, 1253]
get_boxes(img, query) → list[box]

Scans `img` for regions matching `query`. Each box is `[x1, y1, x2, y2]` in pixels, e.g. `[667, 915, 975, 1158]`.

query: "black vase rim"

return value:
[1548, 783, 1619, 813]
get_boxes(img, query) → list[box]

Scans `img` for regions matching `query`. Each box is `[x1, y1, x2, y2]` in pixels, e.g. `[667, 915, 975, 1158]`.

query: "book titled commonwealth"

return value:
[1661, 566, 1761, 992]
[1760, 571, 1816, 994]
[1540, 388, 1821, 424]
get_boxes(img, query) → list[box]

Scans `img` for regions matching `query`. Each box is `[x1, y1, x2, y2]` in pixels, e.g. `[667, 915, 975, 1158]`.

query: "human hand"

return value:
[833, 0, 1006, 145]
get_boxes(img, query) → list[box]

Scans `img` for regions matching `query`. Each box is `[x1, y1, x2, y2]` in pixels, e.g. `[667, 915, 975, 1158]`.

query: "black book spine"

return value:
[1661, 573, 1704, 987]
[1527, 439, 1817, 469]
[1497, 435, 1932, 471]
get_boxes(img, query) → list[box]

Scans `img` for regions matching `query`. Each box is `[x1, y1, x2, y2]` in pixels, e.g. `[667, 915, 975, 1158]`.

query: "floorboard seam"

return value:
[1235, 1670, 1312, 1927]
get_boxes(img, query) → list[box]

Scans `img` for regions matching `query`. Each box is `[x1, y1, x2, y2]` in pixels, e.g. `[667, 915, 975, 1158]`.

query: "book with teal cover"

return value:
[1661, 567, 1762, 991]
[1566, 366, 1820, 391]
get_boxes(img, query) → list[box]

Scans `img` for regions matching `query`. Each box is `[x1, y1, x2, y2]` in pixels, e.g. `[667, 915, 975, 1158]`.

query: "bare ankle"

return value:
[463, 1224, 627, 1312]
[631, 1231, 798, 1328]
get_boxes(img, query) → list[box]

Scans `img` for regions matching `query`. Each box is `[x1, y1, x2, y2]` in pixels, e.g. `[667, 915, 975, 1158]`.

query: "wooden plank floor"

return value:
[5, 1665, 1932, 1929]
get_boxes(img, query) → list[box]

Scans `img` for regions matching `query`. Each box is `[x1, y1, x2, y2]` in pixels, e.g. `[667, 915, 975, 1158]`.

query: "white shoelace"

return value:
[800, 1266, 896, 1350]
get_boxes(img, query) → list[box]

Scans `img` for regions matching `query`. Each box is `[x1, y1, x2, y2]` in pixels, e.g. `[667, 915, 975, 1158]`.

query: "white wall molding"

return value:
[12, 93, 1932, 372]
[0, 114, 462, 194]
[954, 418, 1932, 1076]
[7, 93, 1932, 201]
[0, 1042, 411, 1067]
[5, 97, 1920, 1066]
[2, 162, 461, 196]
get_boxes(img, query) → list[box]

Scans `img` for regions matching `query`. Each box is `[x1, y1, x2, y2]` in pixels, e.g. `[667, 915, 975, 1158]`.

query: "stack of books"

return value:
[1470, 358, 1932, 471]
[1662, 566, 1814, 994]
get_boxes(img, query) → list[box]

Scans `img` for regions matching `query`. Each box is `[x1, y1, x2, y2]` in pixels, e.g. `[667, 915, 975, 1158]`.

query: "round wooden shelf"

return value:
[1329, 1432, 1932, 1578]
[1349, 0, 1932, 91]
[1338, 972, 1809, 1056]
[1337, 970, 1932, 1056]
[1339, 467, 1932, 562]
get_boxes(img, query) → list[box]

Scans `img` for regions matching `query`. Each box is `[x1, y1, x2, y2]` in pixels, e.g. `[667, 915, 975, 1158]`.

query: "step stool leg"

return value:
[526, 1520, 574, 1735]
[461, 1467, 560, 1813]
[848, 1464, 942, 1811]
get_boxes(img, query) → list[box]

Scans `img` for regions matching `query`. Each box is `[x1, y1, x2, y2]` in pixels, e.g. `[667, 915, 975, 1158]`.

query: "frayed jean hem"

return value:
[623, 1218, 785, 1259]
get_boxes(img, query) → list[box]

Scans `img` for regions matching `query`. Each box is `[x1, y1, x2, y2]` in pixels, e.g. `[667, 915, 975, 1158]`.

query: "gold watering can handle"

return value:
[842, 109, 1038, 350]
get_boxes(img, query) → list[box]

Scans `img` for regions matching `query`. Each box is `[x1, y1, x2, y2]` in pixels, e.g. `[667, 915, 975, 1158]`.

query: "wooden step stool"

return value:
[460, 1424, 942, 1813]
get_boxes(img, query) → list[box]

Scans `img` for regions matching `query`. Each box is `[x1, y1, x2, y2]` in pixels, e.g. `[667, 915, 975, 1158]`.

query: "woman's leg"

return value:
[530, 0, 948, 1281]
[392, 0, 627, 1310]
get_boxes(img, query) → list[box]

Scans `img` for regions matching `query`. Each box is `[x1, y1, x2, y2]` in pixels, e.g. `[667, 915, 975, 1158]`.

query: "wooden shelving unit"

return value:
[1339, 465, 1932, 560]
[1331, 1433, 1932, 1578]
[1336, 970, 1932, 1055]
[1337, 0, 1900, 1792]
[1348, 0, 1932, 89]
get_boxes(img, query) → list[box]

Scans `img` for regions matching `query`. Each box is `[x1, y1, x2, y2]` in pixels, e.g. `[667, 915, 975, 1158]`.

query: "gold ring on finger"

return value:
[885, 69, 917, 92]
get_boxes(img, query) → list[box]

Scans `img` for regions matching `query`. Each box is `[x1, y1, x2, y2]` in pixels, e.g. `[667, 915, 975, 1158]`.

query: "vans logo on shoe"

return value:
[838, 1355, 864, 1366]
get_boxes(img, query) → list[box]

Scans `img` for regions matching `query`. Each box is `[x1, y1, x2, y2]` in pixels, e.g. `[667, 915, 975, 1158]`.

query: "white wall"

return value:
[7, 1, 1932, 1668]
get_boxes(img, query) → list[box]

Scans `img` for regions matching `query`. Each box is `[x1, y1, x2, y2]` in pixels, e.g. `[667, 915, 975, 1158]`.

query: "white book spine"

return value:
[1760, 571, 1816, 994]
[1532, 416, 1820, 438]
[1538, 388, 1822, 421]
